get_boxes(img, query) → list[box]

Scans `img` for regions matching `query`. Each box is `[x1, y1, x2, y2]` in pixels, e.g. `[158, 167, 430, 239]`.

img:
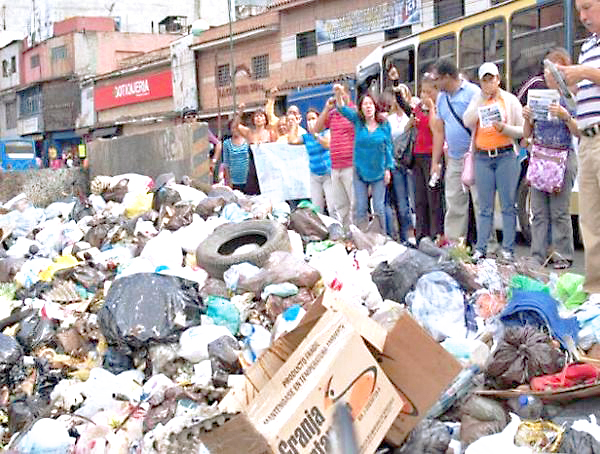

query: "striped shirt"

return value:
[222, 138, 250, 185]
[325, 102, 355, 169]
[577, 34, 600, 129]
[302, 132, 332, 176]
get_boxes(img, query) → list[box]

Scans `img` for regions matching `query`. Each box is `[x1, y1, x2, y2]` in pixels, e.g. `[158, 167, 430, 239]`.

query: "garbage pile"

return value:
[1, 172, 600, 453]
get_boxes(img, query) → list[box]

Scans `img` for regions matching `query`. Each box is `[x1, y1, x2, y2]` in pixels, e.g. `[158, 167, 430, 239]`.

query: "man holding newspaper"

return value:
[557, 0, 600, 293]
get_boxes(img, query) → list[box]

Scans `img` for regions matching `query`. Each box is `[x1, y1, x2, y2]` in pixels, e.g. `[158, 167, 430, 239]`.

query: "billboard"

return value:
[94, 70, 173, 111]
[315, 0, 420, 45]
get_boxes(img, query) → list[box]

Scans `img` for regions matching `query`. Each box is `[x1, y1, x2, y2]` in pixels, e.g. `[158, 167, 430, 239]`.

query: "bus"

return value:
[0, 138, 39, 172]
[356, 0, 587, 243]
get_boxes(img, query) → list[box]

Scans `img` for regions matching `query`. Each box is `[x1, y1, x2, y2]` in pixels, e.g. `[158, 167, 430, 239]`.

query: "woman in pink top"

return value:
[411, 75, 445, 241]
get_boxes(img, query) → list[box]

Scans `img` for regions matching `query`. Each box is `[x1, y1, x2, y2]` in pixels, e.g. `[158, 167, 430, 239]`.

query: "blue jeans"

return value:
[384, 168, 413, 241]
[354, 170, 386, 230]
[474, 150, 519, 254]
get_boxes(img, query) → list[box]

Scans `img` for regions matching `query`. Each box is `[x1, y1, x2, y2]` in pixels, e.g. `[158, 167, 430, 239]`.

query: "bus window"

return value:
[383, 46, 416, 95]
[510, 0, 564, 93]
[460, 19, 506, 84]
[418, 34, 456, 84]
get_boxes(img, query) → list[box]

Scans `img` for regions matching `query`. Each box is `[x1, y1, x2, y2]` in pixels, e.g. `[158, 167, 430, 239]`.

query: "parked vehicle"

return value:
[0, 138, 39, 171]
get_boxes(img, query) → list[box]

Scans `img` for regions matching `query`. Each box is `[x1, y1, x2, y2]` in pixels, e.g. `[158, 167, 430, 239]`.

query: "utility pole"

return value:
[565, 0, 574, 57]
[227, 0, 236, 112]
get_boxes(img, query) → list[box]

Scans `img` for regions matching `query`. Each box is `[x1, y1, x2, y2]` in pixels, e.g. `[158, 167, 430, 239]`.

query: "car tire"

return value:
[517, 178, 532, 245]
[196, 220, 291, 279]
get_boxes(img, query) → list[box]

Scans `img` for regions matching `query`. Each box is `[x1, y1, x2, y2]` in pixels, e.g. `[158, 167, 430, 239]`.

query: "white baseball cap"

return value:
[478, 62, 499, 79]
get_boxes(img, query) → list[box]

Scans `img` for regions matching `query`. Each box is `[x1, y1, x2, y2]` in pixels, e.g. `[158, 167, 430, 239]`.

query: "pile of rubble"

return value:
[1, 172, 600, 453]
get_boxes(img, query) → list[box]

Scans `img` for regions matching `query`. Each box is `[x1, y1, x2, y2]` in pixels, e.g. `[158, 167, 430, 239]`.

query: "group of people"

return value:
[210, 1, 600, 293]
[212, 78, 445, 247]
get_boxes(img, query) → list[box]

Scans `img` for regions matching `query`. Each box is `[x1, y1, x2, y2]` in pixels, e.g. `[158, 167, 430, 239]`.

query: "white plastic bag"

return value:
[178, 325, 235, 363]
[16, 418, 75, 453]
[140, 230, 183, 270]
[407, 271, 467, 341]
[465, 414, 532, 453]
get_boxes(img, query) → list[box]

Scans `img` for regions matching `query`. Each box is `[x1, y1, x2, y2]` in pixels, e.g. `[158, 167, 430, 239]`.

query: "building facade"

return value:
[189, 0, 490, 128]
[0, 40, 23, 139]
[90, 47, 177, 138]
[13, 16, 180, 162]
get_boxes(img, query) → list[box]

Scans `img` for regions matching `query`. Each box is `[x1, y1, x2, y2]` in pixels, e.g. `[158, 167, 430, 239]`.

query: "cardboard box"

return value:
[246, 310, 403, 453]
[379, 309, 463, 445]
[216, 292, 462, 452]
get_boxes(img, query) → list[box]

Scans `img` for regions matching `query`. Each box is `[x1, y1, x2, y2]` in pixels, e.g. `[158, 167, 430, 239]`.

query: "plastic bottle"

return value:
[428, 171, 440, 188]
[507, 395, 544, 419]
[240, 323, 272, 364]
[426, 365, 480, 419]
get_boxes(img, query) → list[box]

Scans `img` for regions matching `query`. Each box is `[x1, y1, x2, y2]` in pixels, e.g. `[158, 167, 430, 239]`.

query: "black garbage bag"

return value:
[289, 207, 329, 242]
[372, 248, 437, 304]
[71, 197, 94, 223]
[560, 428, 600, 454]
[207, 186, 238, 205]
[55, 264, 114, 292]
[327, 222, 345, 242]
[0, 333, 22, 384]
[152, 186, 181, 212]
[8, 397, 40, 434]
[103, 346, 134, 375]
[485, 326, 565, 389]
[15, 281, 52, 300]
[395, 418, 451, 454]
[16, 315, 57, 352]
[84, 223, 111, 249]
[98, 273, 203, 349]
[195, 197, 226, 219]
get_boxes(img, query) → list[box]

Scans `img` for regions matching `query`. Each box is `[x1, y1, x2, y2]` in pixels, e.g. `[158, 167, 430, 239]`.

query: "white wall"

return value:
[2, 0, 210, 42]
[0, 41, 22, 92]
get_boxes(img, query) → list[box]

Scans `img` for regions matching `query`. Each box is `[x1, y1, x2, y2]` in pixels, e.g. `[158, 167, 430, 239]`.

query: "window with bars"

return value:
[10, 56, 16, 73]
[252, 54, 269, 79]
[2, 60, 8, 77]
[5, 101, 16, 129]
[216, 64, 231, 87]
[334, 37, 357, 51]
[296, 30, 317, 59]
[435, 0, 464, 25]
[30, 55, 40, 69]
[51, 45, 67, 61]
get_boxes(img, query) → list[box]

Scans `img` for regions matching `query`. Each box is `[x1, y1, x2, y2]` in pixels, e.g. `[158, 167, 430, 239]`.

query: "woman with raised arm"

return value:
[334, 84, 393, 231]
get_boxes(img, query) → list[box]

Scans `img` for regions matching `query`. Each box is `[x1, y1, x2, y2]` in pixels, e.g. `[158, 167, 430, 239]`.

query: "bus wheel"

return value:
[517, 179, 532, 245]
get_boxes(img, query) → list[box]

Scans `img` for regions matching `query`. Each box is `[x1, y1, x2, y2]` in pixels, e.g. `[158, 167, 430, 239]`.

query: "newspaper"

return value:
[478, 103, 503, 128]
[527, 89, 560, 121]
[252, 142, 311, 202]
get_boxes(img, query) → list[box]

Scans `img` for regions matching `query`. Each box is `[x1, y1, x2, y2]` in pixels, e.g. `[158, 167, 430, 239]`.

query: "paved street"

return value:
[515, 241, 585, 276]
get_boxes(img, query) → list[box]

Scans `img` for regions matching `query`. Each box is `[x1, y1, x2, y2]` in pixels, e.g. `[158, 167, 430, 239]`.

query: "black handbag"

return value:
[393, 126, 417, 169]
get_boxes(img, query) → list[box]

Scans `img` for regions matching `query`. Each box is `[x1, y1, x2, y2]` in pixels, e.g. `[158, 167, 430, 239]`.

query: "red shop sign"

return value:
[94, 70, 173, 110]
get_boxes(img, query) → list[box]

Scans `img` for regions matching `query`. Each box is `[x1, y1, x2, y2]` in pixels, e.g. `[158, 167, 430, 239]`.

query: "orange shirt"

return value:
[475, 97, 513, 151]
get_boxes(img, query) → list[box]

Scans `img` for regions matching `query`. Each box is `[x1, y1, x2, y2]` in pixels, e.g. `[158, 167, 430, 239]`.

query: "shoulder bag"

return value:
[526, 143, 569, 193]
[393, 126, 417, 169]
[444, 95, 471, 136]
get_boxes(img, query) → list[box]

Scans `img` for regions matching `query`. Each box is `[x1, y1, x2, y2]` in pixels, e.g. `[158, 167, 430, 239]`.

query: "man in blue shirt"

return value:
[431, 59, 481, 244]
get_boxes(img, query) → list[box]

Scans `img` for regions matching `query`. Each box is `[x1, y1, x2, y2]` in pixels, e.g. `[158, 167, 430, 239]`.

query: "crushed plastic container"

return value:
[205, 295, 241, 335]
